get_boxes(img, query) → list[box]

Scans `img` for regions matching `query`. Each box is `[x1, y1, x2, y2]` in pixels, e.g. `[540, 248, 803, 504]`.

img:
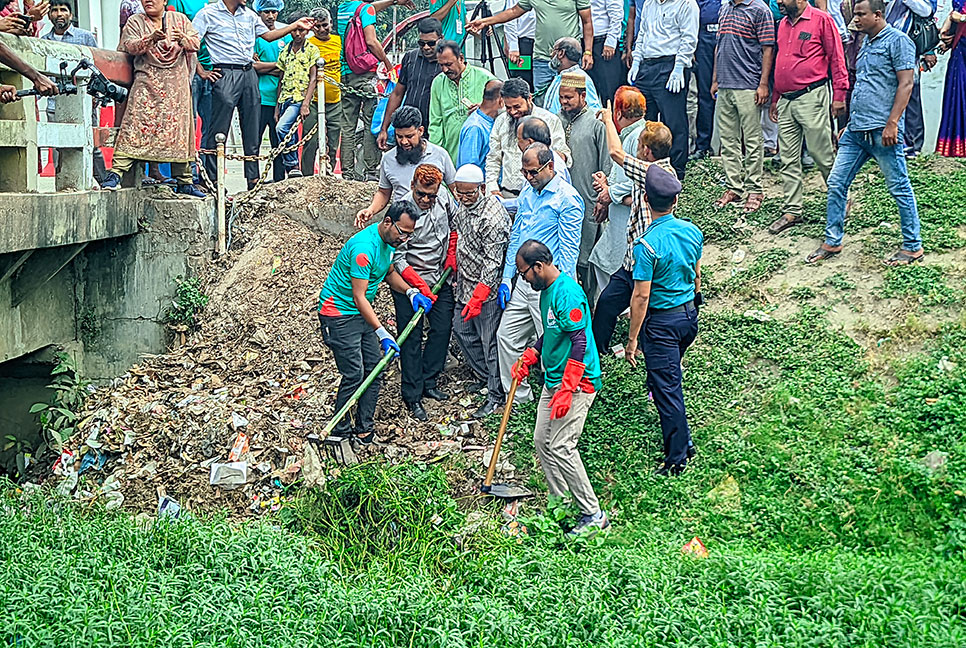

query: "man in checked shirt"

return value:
[449, 164, 512, 419]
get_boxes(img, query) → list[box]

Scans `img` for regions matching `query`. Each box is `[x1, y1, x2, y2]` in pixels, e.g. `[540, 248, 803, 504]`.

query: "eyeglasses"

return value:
[521, 160, 551, 179]
[418, 39, 438, 48]
[515, 263, 535, 280]
[454, 186, 480, 198]
[391, 221, 414, 240]
[413, 188, 438, 202]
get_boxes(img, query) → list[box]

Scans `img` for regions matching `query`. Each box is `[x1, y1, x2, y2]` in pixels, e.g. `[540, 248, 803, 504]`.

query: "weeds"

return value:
[27, 353, 90, 453]
[880, 264, 963, 307]
[166, 275, 209, 328]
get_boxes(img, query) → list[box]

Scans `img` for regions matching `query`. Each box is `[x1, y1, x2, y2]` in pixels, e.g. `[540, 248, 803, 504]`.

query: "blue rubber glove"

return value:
[408, 288, 434, 314]
[497, 280, 512, 310]
[375, 326, 400, 358]
[666, 62, 685, 93]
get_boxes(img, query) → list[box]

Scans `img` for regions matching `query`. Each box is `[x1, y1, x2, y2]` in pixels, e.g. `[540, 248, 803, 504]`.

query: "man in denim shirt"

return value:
[807, 0, 922, 267]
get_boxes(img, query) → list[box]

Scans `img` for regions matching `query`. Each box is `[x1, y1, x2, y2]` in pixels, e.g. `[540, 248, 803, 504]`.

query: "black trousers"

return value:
[643, 307, 698, 467]
[507, 36, 534, 94]
[693, 34, 716, 153]
[318, 313, 383, 436]
[633, 56, 691, 180]
[258, 104, 286, 183]
[588, 36, 626, 106]
[590, 267, 646, 355]
[391, 283, 455, 405]
[203, 67, 261, 184]
[903, 79, 924, 154]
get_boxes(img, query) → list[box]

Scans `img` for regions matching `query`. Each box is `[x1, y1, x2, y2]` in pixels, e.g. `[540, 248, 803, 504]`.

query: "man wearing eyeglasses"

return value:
[496, 143, 584, 405]
[391, 164, 460, 421]
[377, 17, 444, 149]
[318, 200, 430, 445]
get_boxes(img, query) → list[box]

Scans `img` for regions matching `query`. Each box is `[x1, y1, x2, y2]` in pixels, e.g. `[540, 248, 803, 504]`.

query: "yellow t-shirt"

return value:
[308, 34, 342, 104]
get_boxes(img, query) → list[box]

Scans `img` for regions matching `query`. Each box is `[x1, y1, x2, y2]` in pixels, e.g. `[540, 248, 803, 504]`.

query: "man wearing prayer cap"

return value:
[557, 68, 611, 302]
[624, 164, 704, 476]
[543, 37, 603, 115]
[450, 164, 512, 418]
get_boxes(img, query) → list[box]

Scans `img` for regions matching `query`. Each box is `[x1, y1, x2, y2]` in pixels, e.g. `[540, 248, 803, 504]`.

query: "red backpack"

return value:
[344, 3, 379, 74]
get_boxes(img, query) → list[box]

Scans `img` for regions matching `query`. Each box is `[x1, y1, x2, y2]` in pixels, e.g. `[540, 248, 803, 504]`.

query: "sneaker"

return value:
[176, 183, 207, 199]
[472, 400, 499, 419]
[655, 462, 686, 476]
[569, 511, 610, 535]
[287, 168, 303, 178]
[101, 171, 121, 190]
[802, 152, 815, 169]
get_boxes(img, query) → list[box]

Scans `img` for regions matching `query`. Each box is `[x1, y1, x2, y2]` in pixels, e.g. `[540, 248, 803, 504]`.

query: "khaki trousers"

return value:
[497, 279, 543, 403]
[716, 88, 764, 195]
[777, 84, 835, 217]
[534, 387, 600, 516]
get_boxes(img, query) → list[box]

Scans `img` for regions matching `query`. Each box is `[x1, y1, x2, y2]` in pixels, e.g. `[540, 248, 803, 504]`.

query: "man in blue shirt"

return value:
[496, 143, 584, 404]
[253, 0, 291, 183]
[457, 79, 503, 168]
[691, 0, 721, 160]
[625, 165, 703, 476]
[807, 0, 921, 267]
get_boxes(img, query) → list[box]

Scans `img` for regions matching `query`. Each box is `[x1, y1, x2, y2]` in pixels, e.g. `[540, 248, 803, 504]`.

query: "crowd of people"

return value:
[0, 0, 962, 533]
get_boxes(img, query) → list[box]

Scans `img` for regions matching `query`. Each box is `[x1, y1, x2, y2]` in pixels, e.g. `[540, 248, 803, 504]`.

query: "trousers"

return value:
[824, 126, 921, 251]
[643, 306, 698, 467]
[633, 55, 691, 179]
[534, 387, 600, 516]
[453, 297, 505, 406]
[497, 278, 543, 403]
[302, 101, 343, 174]
[391, 284, 455, 405]
[203, 67, 261, 184]
[257, 104, 285, 183]
[693, 34, 716, 153]
[904, 78, 924, 154]
[776, 84, 835, 216]
[588, 36, 626, 104]
[591, 267, 642, 355]
[717, 88, 764, 195]
[275, 99, 304, 171]
[340, 71, 379, 180]
[112, 156, 192, 184]
[319, 313, 383, 435]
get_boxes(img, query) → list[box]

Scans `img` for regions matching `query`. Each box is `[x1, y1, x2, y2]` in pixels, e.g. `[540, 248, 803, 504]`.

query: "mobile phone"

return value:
[15, 13, 31, 28]
[162, 11, 167, 30]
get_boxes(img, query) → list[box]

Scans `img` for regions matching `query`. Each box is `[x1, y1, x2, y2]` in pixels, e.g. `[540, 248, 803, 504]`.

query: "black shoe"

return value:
[423, 387, 449, 402]
[689, 148, 711, 162]
[406, 400, 428, 421]
[472, 400, 499, 419]
[465, 380, 486, 393]
[687, 444, 696, 459]
[655, 462, 686, 476]
[354, 430, 376, 445]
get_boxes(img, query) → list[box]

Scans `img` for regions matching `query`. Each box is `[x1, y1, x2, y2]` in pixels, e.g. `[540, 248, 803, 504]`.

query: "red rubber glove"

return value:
[443, 230, 458, 275]
[511, 347, 539, 382]
[400, 266, 437, 303]
[460, 282, 491, 322]
[549, 359, 586, 420]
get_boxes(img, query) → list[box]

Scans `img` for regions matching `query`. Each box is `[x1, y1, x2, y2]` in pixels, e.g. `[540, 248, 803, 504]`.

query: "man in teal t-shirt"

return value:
[625, 165, 702, 476]
[510, 239, 608, 536]
[429, 0, 465, 44]
[318, 200, 433, 443]
[253, 1, 292, 182]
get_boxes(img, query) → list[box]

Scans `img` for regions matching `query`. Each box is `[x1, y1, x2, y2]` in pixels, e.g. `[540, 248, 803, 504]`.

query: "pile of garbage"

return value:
[32, 179, 510, 517]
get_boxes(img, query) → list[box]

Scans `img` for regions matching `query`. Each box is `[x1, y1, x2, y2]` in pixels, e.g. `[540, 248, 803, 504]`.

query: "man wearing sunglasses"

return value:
[391, 164, 460, 421]
[318, 200, 430, 445]
[496, 143, 584, 405]
[377, 17, 444, 149]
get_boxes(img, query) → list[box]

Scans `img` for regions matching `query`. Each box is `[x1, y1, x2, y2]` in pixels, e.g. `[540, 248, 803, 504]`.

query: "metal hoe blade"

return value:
[480, 482, 533, 499]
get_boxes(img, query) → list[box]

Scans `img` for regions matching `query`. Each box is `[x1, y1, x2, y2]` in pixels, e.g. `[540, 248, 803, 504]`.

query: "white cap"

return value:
[454, 164, 485, 184]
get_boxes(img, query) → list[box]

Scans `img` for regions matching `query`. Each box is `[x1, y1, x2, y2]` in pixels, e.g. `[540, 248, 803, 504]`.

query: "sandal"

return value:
[806, 245, 842, 264]
[354, 431, 376, 445]
[743, 192, 764, 213]
[883, 249, 924, 266]
[714, 190, 741, 209]
[768, 213, 801, 235]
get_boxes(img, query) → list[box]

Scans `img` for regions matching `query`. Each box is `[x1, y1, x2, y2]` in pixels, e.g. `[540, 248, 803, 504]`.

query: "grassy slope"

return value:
[2, 158, 965, 647]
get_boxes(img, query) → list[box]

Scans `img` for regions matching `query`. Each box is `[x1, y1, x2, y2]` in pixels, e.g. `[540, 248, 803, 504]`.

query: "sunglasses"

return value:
[418, 38, 438, 48]
[413, 188, 438, 202]
[391, 221, 414, 240]
[521, 160, 551, 178]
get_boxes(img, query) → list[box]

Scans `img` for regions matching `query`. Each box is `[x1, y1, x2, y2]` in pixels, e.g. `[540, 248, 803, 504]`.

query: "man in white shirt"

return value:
[627, 0, 699, 180]
[588, 0, 625, 103]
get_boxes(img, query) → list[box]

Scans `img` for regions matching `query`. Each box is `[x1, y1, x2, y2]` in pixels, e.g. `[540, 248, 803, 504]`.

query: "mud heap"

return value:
[36, 178, 502, 517]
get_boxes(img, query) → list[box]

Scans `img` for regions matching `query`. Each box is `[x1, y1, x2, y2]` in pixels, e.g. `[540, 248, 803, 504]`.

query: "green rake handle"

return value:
[321, 267, 452, 435]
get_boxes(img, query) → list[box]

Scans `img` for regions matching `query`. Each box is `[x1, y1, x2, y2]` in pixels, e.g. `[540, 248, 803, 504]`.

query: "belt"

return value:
[781, 78, 827, 102]
[213, 62, 253, 71]
[499, 187, 520, 196]
[647, 300, 694, 316]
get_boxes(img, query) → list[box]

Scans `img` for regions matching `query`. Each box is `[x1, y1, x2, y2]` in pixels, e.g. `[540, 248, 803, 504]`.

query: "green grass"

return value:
[880, 264, 964, 307]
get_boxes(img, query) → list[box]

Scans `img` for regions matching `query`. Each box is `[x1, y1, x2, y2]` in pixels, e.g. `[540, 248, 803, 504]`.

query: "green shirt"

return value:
[539, 274, 602, 391]
[255, 35, 291, 106]
[631, 214, 704, 310]
[428, 64, 495, 162]
[429, 0, 466, 43]
[318, 224, 393, 317]
[516, 0, 591, 61]
[277, 41, 321, 104]
[167, 0, 212, 68]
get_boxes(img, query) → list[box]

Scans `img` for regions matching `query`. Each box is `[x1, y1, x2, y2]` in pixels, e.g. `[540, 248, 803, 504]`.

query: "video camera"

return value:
[16, 58, 128, 106]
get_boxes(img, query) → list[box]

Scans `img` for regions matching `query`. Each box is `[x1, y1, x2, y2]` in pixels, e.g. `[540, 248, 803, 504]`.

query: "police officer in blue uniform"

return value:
[623, 165, 703, 475]
[691, 0, 721, 160]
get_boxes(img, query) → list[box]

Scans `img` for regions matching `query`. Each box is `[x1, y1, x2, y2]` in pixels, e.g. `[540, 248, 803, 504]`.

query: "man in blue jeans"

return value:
[807, 0, 923, 267]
